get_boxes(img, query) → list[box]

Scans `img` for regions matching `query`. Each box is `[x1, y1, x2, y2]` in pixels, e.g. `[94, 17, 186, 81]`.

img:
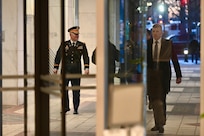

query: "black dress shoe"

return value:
[151, 126, 159, 131]
[61, 108, 70, 114]
[158, 127, 164, 133]
[73, 110, 78, 114]
[65, 108, 70, 113]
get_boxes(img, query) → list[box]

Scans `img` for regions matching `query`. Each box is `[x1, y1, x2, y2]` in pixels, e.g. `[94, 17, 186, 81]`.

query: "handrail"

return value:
[0, 75, 34, 79]
[0, 74, 96, 92]
[40, 85, 96, 97]
[40, 74, 96, 84]
[0, 87, 34, 91]
[41, 85, 96, 91]
[0, 74, 96, 80]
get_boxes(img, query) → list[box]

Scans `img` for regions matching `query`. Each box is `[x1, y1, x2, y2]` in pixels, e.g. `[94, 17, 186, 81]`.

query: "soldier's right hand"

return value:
[53, 68, 58, 74]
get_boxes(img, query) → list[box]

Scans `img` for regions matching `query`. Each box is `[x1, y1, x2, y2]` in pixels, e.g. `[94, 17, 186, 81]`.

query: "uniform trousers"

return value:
[64, 77, 81, 112]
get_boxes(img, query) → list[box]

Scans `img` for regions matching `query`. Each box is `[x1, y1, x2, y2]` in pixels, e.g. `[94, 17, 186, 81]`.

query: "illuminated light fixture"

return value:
[147, 2, 152, 7]
[158, 4, 165, 12]
[183, 48, 189, 55]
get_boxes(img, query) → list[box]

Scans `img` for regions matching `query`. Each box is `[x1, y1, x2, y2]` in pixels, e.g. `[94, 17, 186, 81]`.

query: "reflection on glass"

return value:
[106, 0, 147, 131]
[108, 0, 144, 85]
[108, 41, 120, 84]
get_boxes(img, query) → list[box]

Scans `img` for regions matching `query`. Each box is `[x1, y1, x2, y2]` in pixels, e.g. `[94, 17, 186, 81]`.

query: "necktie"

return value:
[154, 41, 158, 61]
[72, 42, 75, 46]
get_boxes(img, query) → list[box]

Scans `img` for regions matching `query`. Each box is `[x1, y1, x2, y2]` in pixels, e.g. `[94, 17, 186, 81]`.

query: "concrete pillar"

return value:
[96, 0, 106, 135]
[200, 0, 204, 135]
[49, 0, 76, 51]
[2, 0, 24, 105]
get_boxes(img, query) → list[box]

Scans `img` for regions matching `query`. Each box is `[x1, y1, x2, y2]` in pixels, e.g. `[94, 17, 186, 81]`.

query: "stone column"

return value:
[2, 0, 24, 105]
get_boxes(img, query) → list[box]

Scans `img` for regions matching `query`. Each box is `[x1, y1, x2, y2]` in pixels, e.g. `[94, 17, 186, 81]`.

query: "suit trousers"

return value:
[147, 69, 166, 127]
[152, 99, 166, 127]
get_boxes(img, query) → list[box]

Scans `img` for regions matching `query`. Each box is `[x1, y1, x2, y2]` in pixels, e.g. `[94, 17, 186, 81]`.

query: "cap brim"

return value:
[68, 26, 80, 32]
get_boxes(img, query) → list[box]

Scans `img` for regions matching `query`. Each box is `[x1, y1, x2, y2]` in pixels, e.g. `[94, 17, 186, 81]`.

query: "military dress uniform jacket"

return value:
[54, 40, 89, 73]
[147, 38, 182, 99]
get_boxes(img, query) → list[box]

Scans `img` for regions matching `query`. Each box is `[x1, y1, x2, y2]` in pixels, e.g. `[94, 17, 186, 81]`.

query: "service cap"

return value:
[68, 26, 80, 34]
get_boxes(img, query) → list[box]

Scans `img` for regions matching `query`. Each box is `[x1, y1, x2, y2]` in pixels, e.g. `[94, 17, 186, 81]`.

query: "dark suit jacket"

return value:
[92, 41, 119, 74]
[147, 38, 182, 98]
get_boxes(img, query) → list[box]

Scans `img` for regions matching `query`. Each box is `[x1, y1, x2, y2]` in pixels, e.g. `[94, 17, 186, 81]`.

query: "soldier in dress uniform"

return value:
[53, 26, 90, 114]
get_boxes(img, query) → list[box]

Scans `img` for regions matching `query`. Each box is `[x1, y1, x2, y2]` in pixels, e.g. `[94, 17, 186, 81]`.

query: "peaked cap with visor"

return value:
[68, 26, 80, 34]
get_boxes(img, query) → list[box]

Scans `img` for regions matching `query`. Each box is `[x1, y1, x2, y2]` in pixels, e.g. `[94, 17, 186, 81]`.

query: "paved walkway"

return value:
[2, 60, 200, 136]
[147, 60, 200, 136]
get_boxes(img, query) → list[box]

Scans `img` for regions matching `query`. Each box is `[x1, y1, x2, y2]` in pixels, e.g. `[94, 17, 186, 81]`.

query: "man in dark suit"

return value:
[92, 40, 119, 83]
[147, 24, 182, 133]
[53, 26, 90, 114]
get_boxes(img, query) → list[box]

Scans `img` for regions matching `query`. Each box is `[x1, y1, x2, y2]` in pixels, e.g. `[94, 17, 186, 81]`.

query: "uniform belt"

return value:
[66, 61, 80, 64]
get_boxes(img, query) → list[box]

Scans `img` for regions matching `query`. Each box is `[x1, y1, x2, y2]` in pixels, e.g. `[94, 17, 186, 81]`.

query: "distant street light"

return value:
[158, 4, 165, 13]
[147, 2, 152, 7]
[159, 15, 163, 19]
[158, 3, 166, 31]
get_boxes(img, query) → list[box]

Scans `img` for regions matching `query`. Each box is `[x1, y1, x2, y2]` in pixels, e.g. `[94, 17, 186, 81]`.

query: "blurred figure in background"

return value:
[146, 29, 152, 40]
[188, 36, 199, 64]
[92, 40, 119, 83]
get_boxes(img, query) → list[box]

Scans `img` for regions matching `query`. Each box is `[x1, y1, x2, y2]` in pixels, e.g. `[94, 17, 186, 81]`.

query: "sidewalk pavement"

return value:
[147, 60, 200, 136]
[2, 60, 200, 136]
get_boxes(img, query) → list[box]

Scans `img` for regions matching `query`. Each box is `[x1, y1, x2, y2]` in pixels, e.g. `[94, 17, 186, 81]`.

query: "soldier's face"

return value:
[70, 32, 79, 41]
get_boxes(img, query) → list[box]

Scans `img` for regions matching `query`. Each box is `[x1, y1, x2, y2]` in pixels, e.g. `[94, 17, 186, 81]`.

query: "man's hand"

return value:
[176, 77, 182, 84]
[53, 68, 58, 74]
[84, 69, 89, 75]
